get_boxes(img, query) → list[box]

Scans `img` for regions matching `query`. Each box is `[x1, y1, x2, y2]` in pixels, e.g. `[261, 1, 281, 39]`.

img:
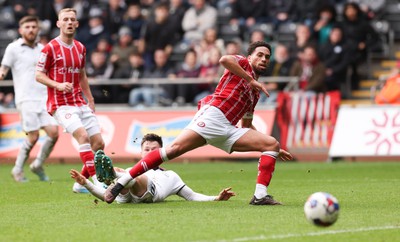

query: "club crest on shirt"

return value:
[197, 122, 205, 128]
[65, 113, 71, 119]
[55, 54, 63, 61]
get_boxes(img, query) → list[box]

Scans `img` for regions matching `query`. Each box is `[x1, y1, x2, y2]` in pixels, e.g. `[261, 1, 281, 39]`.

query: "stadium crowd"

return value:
[0, 0, 388, 109]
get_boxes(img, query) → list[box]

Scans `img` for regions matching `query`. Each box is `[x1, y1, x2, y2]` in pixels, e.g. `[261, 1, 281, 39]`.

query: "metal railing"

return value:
[0, 76, 299, 88]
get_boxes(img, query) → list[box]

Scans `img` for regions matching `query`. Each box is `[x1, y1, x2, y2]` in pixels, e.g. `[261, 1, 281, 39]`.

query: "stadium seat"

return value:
[382, 3, 400, 39]
[219, 24, 240, 42]
[250, 23, 274, 41]
[366, 20, 395, 78]
[0, 7, 15, 29]
[370, 20, 394, 55]
[277, 22, 297, 44]
[170, 42, 190, 63]
[217, 5, 232, 25]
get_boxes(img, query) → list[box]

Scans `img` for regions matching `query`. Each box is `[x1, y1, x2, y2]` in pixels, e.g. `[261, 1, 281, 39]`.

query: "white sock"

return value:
[125, 178, 137, 188]
[115, 171, 136, 188]
[117, 173, 133, 186]
[33, 137, 57, 167]
[254, 184, 268, 199]
[14, 140, 33, 171]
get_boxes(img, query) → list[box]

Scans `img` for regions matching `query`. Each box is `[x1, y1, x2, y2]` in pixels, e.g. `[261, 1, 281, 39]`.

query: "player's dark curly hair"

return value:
[141, 133, 163, 147]
[247, 41, 272, 56]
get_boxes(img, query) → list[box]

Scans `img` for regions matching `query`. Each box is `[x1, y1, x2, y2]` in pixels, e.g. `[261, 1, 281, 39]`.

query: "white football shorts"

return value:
[53, 105, 101, 136]
[17, 101, 58, 132]
[186, 105, 250, 153]
[117, 169, 186, 204]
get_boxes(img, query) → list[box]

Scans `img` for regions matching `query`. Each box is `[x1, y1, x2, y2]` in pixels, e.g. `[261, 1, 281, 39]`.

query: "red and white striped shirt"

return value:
[199, 55, 260, 125]
[36, 37, 87, 114]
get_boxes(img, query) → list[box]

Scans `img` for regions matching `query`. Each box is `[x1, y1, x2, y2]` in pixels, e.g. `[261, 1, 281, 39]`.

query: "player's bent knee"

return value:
[263, 138, 280, 152]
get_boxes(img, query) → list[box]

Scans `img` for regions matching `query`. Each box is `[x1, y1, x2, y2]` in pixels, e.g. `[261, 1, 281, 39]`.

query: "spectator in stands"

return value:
[167, 48, 201, 106]
[0, 92, 15, 109]
[37, 0, 73, 35]
[168, 0, 188, 42]
[266, 0, 295, 31]
[261, 43, 294, 103]
[110, 26, 137, 78]
[290, 45, 327, 93]
[250, 29, 266, 43]
[76, 7, 111, 55]
[348, 0, 386, 20]
[113, 51, 145, 80]
[291, 24, 316, 59]
[112, 51, 145, 103]
[94, 37, 112, 59]
[318, 26, 351, 93]
[138, 0, 157, 18]
[194, 28, 225, 66]
[341, 2, 380, 90]
[230, 0, 267, 39]
[224, 39, 243, 55]
[86, 50, 114, 103]
[181, 0, 217, 45]
[242, 29, 266, 54]
[123, 3, 145, 44]
[195, 47, 223, 103]
[293, 0, 322, 27]
[139, 2, 176, 70]
[71, 0, 93, 28]
[109, 26, 137, 103]
[104, 0, 127, 40]
[129, 49, 174, 108]
[312, 4, 338, 45]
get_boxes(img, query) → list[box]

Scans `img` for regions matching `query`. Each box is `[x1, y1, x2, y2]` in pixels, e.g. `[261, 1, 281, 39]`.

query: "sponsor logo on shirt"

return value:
[58, 67, 80, 74]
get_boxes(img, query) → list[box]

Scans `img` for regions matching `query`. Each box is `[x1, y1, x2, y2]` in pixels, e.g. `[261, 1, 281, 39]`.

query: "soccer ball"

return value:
[304, 192, 340, 227]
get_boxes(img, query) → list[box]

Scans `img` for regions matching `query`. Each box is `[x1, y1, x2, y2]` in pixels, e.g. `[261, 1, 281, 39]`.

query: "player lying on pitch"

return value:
[70, 133, 235, 203]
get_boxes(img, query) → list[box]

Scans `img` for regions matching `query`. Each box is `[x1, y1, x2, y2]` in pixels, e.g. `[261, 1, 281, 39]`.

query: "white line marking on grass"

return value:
[196, 225, 400, 242]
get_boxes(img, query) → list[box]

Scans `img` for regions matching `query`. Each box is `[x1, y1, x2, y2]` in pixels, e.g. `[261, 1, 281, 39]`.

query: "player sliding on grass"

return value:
[104, 41, 293, 205]
[70, 133, 235, 203]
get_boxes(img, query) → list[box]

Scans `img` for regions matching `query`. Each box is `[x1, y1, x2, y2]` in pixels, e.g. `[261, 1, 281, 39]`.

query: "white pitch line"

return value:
[199, 225, 400, 242]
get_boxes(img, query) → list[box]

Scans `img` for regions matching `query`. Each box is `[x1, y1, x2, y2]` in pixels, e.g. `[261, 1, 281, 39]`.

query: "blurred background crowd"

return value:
[0, 0, 396, 109]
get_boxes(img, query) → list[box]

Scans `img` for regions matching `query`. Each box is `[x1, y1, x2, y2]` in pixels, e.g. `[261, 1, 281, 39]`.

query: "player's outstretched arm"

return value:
[215, 187, 236, 201]
[70, 169, 86, 185]
[70, 169, 106, 201]
[178, 185, 235, 202]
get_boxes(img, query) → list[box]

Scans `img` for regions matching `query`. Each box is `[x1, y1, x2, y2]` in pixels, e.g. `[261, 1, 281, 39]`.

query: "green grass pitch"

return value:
[0, 160, 399, 242]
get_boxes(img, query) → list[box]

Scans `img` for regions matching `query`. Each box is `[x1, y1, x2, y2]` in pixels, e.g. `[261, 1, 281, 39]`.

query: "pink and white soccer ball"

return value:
[304, 192, 340, 227]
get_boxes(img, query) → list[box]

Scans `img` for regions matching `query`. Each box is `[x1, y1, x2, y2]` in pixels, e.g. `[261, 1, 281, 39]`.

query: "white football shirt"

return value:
[1, 38, 47, 108]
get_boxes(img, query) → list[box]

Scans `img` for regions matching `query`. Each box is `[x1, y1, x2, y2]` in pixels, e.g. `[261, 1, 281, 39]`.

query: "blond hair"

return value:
[58, 8, 77, 19]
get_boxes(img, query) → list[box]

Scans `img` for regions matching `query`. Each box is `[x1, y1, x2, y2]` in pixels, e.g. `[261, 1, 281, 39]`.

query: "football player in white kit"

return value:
[70, 133, 235, 203]
[0, 15, 59, 182]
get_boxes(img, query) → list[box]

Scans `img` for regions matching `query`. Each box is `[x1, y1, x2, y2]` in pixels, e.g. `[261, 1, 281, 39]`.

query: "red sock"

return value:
[129, 149, 164, 178]
[81, 165, 90, 179]
[79, 150, 96, 176]
[256, 154, 277, 187]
